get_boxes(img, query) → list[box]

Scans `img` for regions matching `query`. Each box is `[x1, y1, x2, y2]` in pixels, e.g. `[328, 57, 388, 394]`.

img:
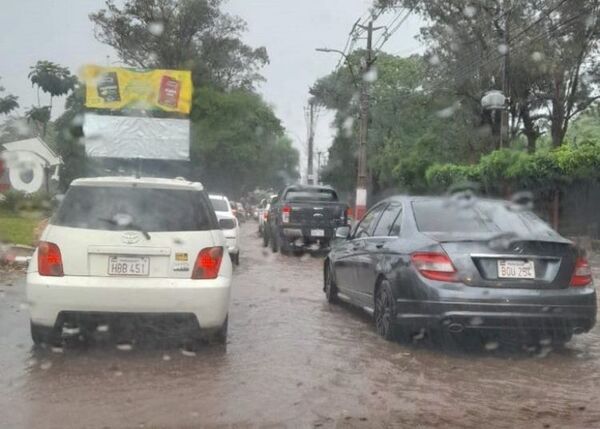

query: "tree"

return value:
[311, 53, 480, 195]
[376, 0, 600, 151]
[0, 78, 19, 116]
[190, 87, 299, 197]
[27, 61, 77, 136]
[90, 0, 269, 90]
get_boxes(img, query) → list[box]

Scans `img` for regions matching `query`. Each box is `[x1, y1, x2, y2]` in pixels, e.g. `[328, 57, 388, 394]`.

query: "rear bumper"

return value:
[26, 273, 231, 330]
[280, 224, 336, 240]
[394, 289, 597, 335]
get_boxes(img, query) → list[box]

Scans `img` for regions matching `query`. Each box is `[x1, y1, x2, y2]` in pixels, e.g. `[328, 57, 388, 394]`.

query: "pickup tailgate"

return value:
[288, 202, 346, 228]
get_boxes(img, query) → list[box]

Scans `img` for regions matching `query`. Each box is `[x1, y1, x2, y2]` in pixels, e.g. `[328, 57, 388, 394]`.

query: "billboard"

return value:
[82, 65, 192, 114]
[83, 113, 190, 161]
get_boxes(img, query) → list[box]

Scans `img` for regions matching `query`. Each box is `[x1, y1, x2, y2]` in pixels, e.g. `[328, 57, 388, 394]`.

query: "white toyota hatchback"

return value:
[209, 194, 240, 265]
[27, 176, 232, 346]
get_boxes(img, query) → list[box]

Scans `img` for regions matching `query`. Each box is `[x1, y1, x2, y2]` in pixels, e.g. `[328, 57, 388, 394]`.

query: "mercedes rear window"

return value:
[412, 200, 560, 238]
[52, 186, 217, 232]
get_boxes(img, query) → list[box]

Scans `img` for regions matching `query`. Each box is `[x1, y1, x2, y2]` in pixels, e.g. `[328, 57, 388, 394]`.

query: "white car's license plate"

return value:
[497, 260, 535, 279]
[311, 229, 325, 237]
[108, 256, 149, 276]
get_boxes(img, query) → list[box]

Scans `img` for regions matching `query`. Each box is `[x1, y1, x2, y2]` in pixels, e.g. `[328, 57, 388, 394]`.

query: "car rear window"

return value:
[219, 218, 236, 230]
[52, 186, 217, 232]
[284, 189, 338, 202]
[210, 198, 230, 212]
[412, 199, 560, 238]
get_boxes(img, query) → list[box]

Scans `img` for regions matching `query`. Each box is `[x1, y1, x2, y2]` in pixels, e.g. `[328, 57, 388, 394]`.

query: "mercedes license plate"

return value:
[497, 260, 535, 279]
[108, 256, 149, 276]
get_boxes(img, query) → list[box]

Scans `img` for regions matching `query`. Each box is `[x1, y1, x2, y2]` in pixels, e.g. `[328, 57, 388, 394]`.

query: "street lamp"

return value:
[481, 90, 508, 148]
[315, 48, 360, 87]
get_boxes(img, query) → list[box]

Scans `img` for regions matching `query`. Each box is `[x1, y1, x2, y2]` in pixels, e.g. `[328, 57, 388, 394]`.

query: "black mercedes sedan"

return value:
[324, 195, 597, 345]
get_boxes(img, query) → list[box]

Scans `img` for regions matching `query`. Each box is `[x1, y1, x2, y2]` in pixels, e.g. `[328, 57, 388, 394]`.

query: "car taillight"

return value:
[570, 257, 593, 287]
[282, 205, 291, 223]
[38, 241, 63, 277]
[411, 252, 458, 282]
[192, 247, 224, 280]
[263, 211, 269, 220]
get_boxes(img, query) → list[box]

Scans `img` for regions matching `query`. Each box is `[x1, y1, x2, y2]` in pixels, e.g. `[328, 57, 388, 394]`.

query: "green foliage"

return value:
[0, 77, 19, 116]
[28, 61, 77, 99]
[425, 142, 600, 195]
[90, 0, 269, 90]
[0, 190, 52, 214]
[190, 87, 299, 197]
[0, 212, 38, 246]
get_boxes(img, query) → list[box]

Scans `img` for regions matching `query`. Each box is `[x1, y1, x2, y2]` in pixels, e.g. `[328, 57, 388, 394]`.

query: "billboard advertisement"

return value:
[82, 65, 193, 114]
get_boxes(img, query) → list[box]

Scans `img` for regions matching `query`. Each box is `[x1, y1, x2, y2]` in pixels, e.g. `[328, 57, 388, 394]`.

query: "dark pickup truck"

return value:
[265, 184, 349, 253]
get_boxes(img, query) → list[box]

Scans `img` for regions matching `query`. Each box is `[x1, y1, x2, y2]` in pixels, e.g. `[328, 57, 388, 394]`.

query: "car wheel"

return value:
[374, 280, 397, 341]
[324, 262, 338, 303]
[271, 230, 279, 253]
[30, 322, 61, 347]
[234, 252, 240, 266]
[212, 317, 228, 345]
[262, 228, 269, 247]
[279, 237, 292, 255]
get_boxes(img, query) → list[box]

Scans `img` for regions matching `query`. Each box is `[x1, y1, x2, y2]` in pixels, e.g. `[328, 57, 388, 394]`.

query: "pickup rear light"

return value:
[570, 257, 593, 287]
[38, 241, 64, 277]
[192, 247, 224, 280]
[282, 205, 291, 223]
[263, 210, 269, 220]
[411, 252, 458, 282]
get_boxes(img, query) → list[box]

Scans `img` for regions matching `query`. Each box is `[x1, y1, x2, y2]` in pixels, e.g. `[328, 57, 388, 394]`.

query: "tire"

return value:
[233, 252, 240, 266]
[271, 229, 279, 253]
[279, 237, 292, 255]
[374, 280, 398, 341]
[212, 317, 228, 345]
[324, 262, 338, 303]
[262, 227, 269, 247]
[30, 322, 61, 347]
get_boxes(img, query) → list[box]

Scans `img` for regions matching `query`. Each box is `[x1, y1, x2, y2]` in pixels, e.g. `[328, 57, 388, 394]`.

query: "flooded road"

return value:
[2, 222, 600, 428]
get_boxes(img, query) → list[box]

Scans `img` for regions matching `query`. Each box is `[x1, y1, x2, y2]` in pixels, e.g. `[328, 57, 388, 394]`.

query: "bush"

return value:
[0, 190, 52, 214]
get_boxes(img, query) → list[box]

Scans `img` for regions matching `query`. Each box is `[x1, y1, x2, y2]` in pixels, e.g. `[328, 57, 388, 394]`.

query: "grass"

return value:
[0, 209, 41, 246]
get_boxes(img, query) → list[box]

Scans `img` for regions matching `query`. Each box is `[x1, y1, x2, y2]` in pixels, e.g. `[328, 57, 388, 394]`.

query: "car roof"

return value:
[209, 194, 229, 200]
[284, 184, 335, 192]
[380, 195, 507, 205]
[71, 176, 204, 191]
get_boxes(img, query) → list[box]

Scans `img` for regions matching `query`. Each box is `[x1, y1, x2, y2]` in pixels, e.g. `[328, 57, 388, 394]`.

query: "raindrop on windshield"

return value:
[497, 44, 508, 55]
[531, 51, 544, 62]
[148, 21, 164, 36]
[463, 5, 477, 17]
[363, 68, 378, 83]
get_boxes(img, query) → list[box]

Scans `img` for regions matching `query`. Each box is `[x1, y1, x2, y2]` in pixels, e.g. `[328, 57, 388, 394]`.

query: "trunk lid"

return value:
[44, 225, 215, 278]
[439, 238, 576, 289]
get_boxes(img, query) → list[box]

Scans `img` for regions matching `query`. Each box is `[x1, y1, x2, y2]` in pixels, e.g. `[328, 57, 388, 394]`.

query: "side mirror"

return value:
[335, 226, 351, 239]
[219, 218, 236, 230]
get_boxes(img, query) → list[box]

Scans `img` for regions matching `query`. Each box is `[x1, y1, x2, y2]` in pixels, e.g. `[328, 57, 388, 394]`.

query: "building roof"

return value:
[2, 137, 61, 166]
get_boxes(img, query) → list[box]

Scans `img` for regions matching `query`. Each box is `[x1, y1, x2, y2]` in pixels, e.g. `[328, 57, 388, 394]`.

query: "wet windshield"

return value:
[413, 200, 561, 239]
[209, 198, 230, 212]
[53, 186, 215, 232]
[1, 1, 600, 428]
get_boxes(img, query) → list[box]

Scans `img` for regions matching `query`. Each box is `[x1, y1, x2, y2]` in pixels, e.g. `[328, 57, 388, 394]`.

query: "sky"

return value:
[0, 0, 423, 177]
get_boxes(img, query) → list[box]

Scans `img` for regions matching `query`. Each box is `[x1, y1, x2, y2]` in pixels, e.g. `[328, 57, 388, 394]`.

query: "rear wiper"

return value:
[97, 217, 151, 240]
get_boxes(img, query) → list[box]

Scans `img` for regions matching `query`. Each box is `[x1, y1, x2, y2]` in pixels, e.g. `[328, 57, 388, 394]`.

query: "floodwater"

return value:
[1, 222, 600, 428]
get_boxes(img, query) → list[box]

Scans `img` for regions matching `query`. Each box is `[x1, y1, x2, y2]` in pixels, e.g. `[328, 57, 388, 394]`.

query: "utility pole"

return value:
[354, 20, 382, 220]
[316, 150, 324, 184]
[304, 100, 318, 185]
[500, 4, 511, 149]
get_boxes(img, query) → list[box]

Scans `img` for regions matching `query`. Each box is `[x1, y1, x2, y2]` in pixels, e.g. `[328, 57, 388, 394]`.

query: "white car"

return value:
[258, 194, 278, 236]
[27, 177, 232, 346]
[209, 194, 240, 265]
